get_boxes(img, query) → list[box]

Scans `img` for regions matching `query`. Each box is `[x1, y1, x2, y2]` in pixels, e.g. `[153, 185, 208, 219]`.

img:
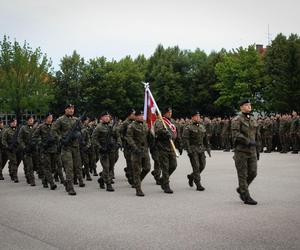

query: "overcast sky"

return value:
[1, 0, 300, 69]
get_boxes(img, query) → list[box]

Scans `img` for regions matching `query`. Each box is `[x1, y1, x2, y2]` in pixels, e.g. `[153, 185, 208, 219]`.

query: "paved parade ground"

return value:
[1, 151, 300, 250]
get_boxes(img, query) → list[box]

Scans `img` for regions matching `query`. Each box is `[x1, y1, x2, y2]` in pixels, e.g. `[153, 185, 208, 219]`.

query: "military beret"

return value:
[9, 118, 16, 123]
[162, 107, 172, 114]
[65, 103, 74, 109]
[190, 110, 200, 117]
[135, 110, 144, 116]
[126, 108, 135, 117]
[45, 112, 53, 118]
[100, 111, 110, 117]
[239, 99, 251, 106]
[81, 115, 89, 121]
[26, 115, 34, 121]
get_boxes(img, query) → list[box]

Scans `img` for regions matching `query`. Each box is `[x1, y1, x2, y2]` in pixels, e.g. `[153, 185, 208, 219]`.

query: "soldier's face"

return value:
[101, 115, 110, 123]
[10, 120, 17, 127]
[65, 107, 75, 116]
[164, 111, 172, 119]
[192, 114, 201, 123]
[240, 103, 252, 113]
[0, 122, 3, 129]
[28, 118, 34, 125]
[136, 115, 144, 122]
[45, 115, 53, 124]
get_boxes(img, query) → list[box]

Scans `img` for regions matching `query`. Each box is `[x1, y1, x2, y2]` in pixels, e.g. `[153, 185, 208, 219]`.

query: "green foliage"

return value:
[264, 33, 300, 113]
[214, 45, 265, 112]
[0, 35, 53, 119]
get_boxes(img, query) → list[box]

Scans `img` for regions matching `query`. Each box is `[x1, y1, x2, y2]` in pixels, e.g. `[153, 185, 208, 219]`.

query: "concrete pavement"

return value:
[1, 151, 300, 250]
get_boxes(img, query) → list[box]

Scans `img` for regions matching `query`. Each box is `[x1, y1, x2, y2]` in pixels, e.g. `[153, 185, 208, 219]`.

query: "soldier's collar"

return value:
[193, 121, 199, 126]
[242, 112, 252, 119]
[66, 114, 73, 118]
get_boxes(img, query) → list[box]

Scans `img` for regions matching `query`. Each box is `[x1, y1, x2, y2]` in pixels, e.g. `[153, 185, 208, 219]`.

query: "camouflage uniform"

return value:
[231, 112, 259, 205]
[1, 126, 22, 182]
[127, 120, 151, 196]
[221, 119, 231, 151]
[18, 124, 36, 185]
[0, 126, 8, 180]
[154, 117, 180, 193]
[183, 120, 210, 191]
[263, 118, 273, 153]
[92, 121, 121, 191]
[52, 114, 84, 195]
[32, 123, 61, 190]
[119, 118, 135, 185]
[80, 124, 92, 180]
[290, 116, 300, 153]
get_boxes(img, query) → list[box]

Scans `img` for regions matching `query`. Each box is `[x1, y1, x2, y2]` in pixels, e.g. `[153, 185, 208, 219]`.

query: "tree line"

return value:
[1, 33, 300, 120]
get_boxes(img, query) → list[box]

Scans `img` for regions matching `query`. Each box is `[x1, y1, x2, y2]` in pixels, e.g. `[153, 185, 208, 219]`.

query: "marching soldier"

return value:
[0, 120, 8, 180]
[290, 111, 299, 154]
[231, 99, 259, 205]
[154, 107, 182, 194]
[88, 118, 98, 176]
[127, 110, 152, 196]
[92, 111, 121, 192]
[1, 118, 22, 183]
[52, 104, 85, 196]
[183, 111, 211, 191]
[18, 115, 36, 186]
[119, 108, 135, 186]
[80, 116, 92, 181]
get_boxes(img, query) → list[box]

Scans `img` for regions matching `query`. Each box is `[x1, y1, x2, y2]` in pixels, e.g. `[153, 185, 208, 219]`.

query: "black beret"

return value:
[126, 108, 135, 117]
[162, 107, 172, 114]
[45, 112, 53, 118]
[9, 118, 16, 123]
[100, 111, 110, 117]
[65, 103, 74, 109]
[239, 99, 251, 106]
[81, 115, 89, 122]
[191, 110, 200, 117]
[26, 115, 34, 121]
[135, 110, 144, 116]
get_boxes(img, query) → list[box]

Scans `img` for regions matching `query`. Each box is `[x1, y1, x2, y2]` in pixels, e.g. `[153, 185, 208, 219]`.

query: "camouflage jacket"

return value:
[32, 123, 58, 153]
[127, 121, 152, 154]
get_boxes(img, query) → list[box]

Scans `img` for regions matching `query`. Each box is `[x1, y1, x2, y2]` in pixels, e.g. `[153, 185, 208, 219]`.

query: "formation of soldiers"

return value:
[0, 103, 299, 205]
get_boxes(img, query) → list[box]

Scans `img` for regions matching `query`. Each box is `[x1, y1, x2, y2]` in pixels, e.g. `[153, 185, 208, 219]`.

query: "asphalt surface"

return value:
[1, 151, 300, 250]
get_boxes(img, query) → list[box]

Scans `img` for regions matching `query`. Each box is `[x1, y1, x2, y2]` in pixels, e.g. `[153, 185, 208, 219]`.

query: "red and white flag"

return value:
[143, 84, 157, 132]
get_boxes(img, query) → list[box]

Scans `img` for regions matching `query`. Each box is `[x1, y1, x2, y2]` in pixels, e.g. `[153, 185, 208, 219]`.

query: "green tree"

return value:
[214, 45, 265, 112]
[0, 35, 53, 121]
[264, 33, 300, 112]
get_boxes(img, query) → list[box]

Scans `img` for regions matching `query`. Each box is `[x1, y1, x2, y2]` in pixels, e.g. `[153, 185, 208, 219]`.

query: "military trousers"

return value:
[150, 149, 161, 180]
[6, 150, 22, 180]
[131, 151, 151, 188]
[188, 151, 206, 183]
[159, 150, 177, 186]
[123, 147, 133, 182]
[233, 151, 257, 195]
[61, 145, 83, 184]
[99, 151, 118, 184]
[23, 152, 35, 184]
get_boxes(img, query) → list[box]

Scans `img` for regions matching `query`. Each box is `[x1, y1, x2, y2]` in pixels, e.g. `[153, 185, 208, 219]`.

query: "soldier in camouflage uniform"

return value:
[119, 109, 135, 186]
[32, 113, 58, 190]
[52, 104, 85, 196]
[92, 111, 121, 192]
[80, 116, 92, 181]
[279, 115, 289, 153]
[262, 117, 273, 153]
[290, 111, 299, 154]
[1, 118, 22, 183]
[127, 110, 152, 196]
[154, 107, 182, 194]
[88, 118, 98, 176]
[18, 115, 36, 186]
[183, 111, 211, 191]
[221, 118, 231, 152]
[0, 120, 8, 180]
[231, 99, 259, 205]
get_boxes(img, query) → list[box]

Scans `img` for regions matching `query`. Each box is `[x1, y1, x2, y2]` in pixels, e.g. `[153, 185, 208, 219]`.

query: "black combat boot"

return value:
[50, 183, 57, 190]
[54, 173, 59, 182]
[155, 178, 161, 185]
[98, 177, 105, 189]
[236, 188, 245, 201]
[14, 177, 19, 183]
[86, 169, 92, 181]
[30, 180, 36, 187]
[43, 179, 49, 188]
[79, 178, 85, 187]
[195, 181, 205, 191]
[93, 168, 98, 176]
[106, 183, 115, 192]
[73, 177, 78, 185]
[140, 169, 149, 181]
[187, 174, 193, 187]
[244, 195, 257, 205]
[67, 182, 76, 196]
[163, 183, 173, 194]
[136, 186, 145, 197]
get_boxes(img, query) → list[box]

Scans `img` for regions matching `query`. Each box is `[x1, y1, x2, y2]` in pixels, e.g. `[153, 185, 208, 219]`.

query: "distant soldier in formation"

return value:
[80, 115, 92, 181]
[290, 111, 299, 154]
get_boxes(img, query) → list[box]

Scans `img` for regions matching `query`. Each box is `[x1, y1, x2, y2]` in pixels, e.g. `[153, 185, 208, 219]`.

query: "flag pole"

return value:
[142, 82, 179, 157]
